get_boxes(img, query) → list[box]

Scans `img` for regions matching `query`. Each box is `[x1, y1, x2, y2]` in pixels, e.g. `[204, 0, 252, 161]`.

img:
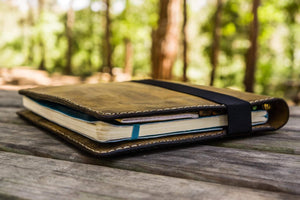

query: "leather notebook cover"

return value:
[18, 80, 289, 156]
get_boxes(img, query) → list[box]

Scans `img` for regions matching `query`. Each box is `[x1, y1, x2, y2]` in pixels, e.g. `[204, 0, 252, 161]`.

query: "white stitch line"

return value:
[249, 97, 274, 103]
[31, 112, 272, 155]
[25, 91, 223, 115]
[39, 118, 271, 154]
[54, 124, 273, 154]
[102, 131, 225, 154]
[50, 123, 224, 154]
[252, 125, 271, 130]
[24, 90, 276, 116]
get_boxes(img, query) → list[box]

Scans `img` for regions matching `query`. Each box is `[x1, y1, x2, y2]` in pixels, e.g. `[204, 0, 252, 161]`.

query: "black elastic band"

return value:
[132, 79, 252, 136]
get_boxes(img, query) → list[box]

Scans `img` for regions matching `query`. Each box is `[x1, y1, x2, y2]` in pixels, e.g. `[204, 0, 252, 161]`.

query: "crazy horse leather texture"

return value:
[18, 81, 289, 156]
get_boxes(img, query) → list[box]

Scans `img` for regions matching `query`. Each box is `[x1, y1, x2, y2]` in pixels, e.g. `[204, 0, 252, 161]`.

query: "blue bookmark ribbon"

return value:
[131, 124, 140, 140]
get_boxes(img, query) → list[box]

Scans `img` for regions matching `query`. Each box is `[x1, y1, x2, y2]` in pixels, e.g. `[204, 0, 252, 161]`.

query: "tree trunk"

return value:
[102, 0, 113, 77]
[182, 0, 188, 82]
[209, 0, 223, 86]
[124, 38, 133, 75]
[244, 0, 260, 92]
[38, 0, 46, 70]
[151, 0, 181, 80]
[26, 0, 35, 65]
[38, 41, 46, 70]
[288, 29, 295, 79]
[64, 0, 74, 75]
[87, 2, 94, 69]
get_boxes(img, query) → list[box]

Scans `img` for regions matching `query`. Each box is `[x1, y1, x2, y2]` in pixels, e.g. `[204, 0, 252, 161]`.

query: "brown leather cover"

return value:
[18, 81, 289, 156]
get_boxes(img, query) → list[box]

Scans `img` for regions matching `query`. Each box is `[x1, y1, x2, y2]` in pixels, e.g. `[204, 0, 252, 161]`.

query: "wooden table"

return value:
[0, 90, 299, 200]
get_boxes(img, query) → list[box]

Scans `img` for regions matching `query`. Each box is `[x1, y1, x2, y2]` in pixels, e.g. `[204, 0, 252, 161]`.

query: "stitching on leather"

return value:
[100, 105, 222, 115]
[62, 98, 222, 115]
[105, 131, 224, 154]
[24, 91, 275, 116]
[22, 111, 272, 155]
[249, 97, 274, 103]
[37, 118, 269, 154]
[99, 97, 275, 115]
[23, 91, 223, 115]
[53, 125, 224, 154]
[252, 125, 271, 130]
[54, 124, 271, 154]
[46, 115, 272, 154]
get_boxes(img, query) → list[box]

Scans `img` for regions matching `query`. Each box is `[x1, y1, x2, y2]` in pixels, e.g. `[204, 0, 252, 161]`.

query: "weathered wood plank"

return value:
[0, 122, 299, 194]
[0, 107, 25, 125]
[111, 146, 300, 195]
[282, 117, 300, 131]
[0, 151, 298, 200]
[0, 122, 88, 160]
[289, 106, 300, 117]
[0, 90, 22, 107]
[212, 130, 300, 154]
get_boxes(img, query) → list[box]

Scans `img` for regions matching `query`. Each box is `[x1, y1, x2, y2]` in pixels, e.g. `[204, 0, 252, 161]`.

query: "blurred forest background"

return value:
[0, 0, 299, 104]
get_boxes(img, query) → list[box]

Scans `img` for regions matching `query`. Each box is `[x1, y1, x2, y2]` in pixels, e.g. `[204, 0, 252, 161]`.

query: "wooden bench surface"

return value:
[0, 90, 299, 200]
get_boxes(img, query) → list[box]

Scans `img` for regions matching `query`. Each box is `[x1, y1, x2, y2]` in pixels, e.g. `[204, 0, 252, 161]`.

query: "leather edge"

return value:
[17, 110, 227, 156]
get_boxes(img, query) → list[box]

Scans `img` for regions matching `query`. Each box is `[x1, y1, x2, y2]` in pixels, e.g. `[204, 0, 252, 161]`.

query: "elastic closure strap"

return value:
[132, 79, 252, 136]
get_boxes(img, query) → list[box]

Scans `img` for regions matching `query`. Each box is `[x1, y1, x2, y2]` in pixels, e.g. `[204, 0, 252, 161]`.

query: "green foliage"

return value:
[199, 0, 300, 96]
[0, 0, 299, 98]
[111, 0, 158, 75]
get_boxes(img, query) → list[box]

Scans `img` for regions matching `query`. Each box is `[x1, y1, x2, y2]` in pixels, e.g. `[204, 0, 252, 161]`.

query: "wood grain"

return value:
[0, 90, 22, 107]
[0, 122, 88, 160]
[289, 106, 300, 117]
[282, 117, 300, 131]
[111, 145, 300, 195]
[0, 151, 298, 200]
[0, 107, 25, 125]
[213, 130, 300, 154]
[0, 122, 299, 194]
